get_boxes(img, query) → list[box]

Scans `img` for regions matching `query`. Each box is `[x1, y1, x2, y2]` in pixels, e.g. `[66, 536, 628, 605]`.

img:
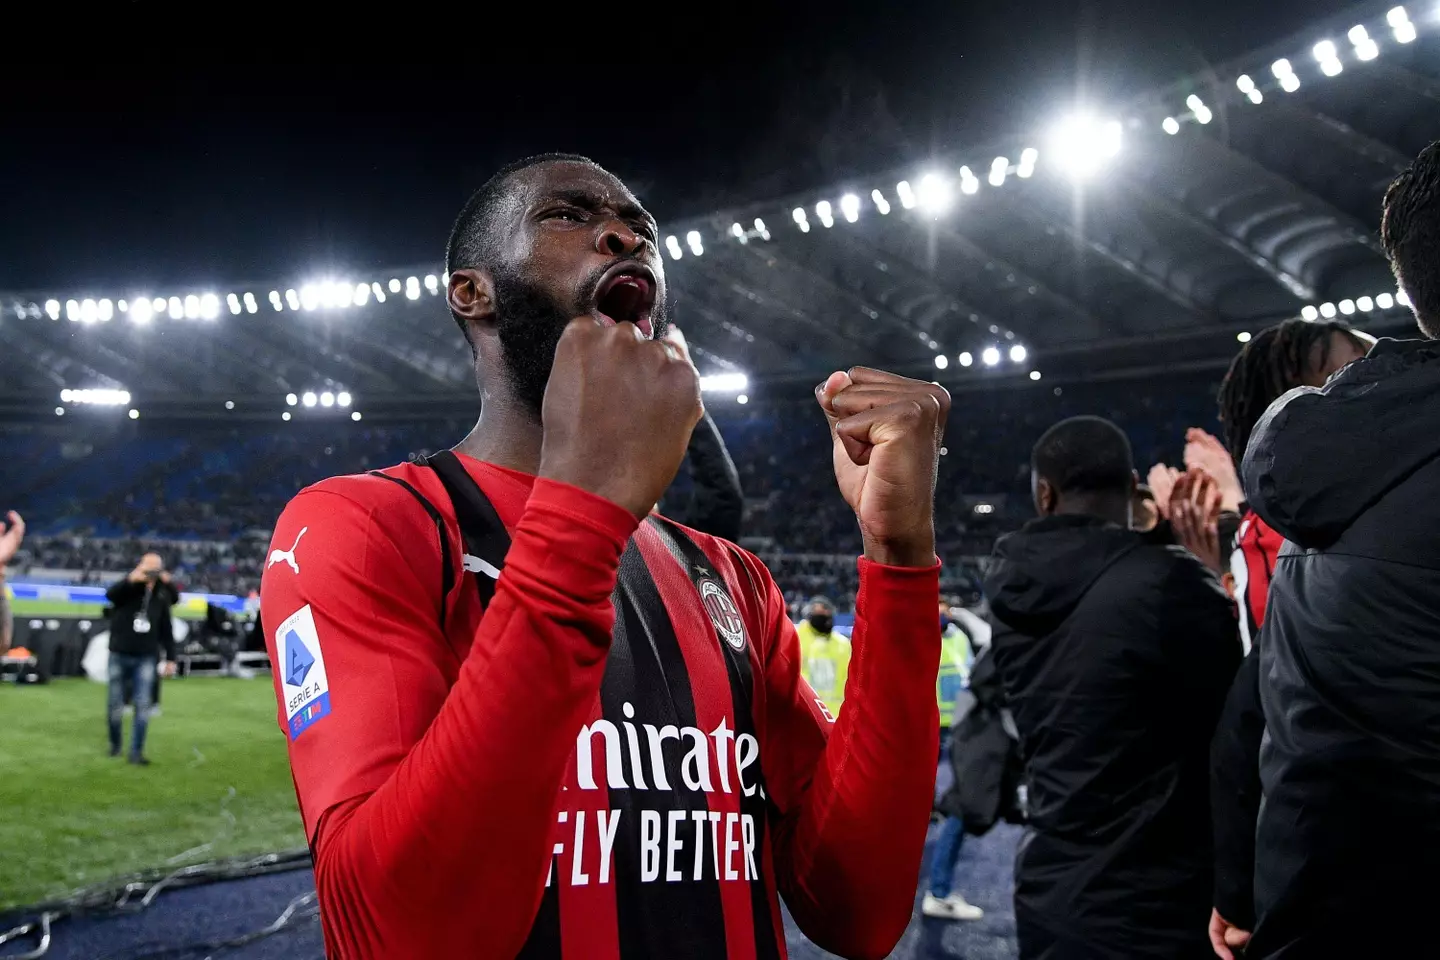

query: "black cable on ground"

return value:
[0, 849, 314, 960]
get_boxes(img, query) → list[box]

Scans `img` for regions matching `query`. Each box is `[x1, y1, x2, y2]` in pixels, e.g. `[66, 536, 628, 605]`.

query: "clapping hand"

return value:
[1183, 429, 1244, 513]
[1170, 469, 1225, 574]
[0, 511, 24, 570]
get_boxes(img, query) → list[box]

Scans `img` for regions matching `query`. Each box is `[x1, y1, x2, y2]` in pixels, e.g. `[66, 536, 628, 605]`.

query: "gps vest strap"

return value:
[418, 450, 512, 611]
[367, 470, 454, 631]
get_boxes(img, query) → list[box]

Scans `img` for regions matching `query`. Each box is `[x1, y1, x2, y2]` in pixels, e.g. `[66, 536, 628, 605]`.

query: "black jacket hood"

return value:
[1243, 338, 1440, 549]
[985, 514, 1143, 636]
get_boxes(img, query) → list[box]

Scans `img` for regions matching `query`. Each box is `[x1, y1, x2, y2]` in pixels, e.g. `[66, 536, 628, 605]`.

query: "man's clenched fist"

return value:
[817, 368, 950, 568]
[540, 317, 703, 519]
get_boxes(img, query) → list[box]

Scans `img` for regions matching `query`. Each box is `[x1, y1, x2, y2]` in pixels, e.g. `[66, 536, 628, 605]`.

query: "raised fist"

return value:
[540, 317, 703, 519]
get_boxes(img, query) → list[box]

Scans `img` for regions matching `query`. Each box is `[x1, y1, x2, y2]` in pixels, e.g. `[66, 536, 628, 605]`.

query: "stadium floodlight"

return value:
[1356, 38, 1381, 60]
[424, 274, 439, 294]
[1301, 305, 1320, 320]
[283, 412, 292, 422]
[225, 401, 235, 410]
[988, 157, 1008, 187]
[1009, 345, 1027, 363]
[736, 395, 748, 405]
[1313, 40, 1338, 61]
[300, 284, 320, 311]
[1349, 25, 1370, 44]
[1237, 331, 1252, 343]
[959, 166, 980, 194]
[754, 218, 770, 240]
[388, 278, 401, 293]
[1272, 58, 1294, 78]
[1377, 292, 1396, 309]
[731, 222, 745, 239]
[183, 294, 200, 319]
[198, 293, 219, 319]
[1394, 19, 1417, 42]
[44, 299, 60, 320]
[55, 407, 64, 416]
[78, 298, 96, 324]
[1029, 370, 1042, 381]
[982, 346, 1001, 366]
[1186, 94, 1204, 111]
[699, 372, 748, 393]
[405, 276, 421, 300]
[791, 207, 809, 230]
[320, 391, 335, 407]
[934, 354, 949, 370]
[302, 391, 317, 407]
[1048, 114, 1121, 179]
[286, 393, 298, 406]
[840, 193, 861, 223]
[896, 180, 917, 209]
[666, 234, 685, 257]
[1357, 295, 1375, 312]
[1388, 6, 1409, 27]
[871, 189, 891, 215]
[244, 292, 258, 314]
[686, 230, 705, 255]
[815, 201, 835, 228]
[128, 409, 139, 420]
[1236, 74, 1256, 93]
[1162, 117, 1181, 135]
[227, 294, 241, 315]
[353, 282, 369, 306]
[1248, 89, 1265, 104]
[62, 388, 131, 406]
[917, 173, 953, 214]
[1398, 289, 1412, 307]
[1280, 73, 1302, 92]
[958, 351, 973, 367]
[1319, 301, 1337, 318]
[1017, 147, 1039, 179]
[351, 411, 362, 421]
[370, 281, 387, 302]
[98, 299, 114, 322]
[337, 391, 352, 407]
[1339, 298, 1356, 315]
[1321, 58, 1344, 77]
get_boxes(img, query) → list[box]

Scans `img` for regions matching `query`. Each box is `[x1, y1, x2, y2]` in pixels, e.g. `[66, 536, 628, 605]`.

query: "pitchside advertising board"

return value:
[4, 581, 247, 620]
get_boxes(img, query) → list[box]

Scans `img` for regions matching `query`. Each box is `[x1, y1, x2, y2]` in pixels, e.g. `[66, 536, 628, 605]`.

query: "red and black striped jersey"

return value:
[1230, 509, 1285, 654]
[259, 453, 941, 959]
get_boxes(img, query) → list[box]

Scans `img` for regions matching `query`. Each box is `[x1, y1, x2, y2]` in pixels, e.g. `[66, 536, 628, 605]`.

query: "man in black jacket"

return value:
[663, 326, 744, 541]
[105, 552, 179, 764]
[985, 416, 1240, 959]
[1241, 141, 1440, 959]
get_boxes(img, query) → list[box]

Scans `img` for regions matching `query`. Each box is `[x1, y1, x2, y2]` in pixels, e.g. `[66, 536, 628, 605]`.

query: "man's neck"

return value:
[452, 391, 544, 475]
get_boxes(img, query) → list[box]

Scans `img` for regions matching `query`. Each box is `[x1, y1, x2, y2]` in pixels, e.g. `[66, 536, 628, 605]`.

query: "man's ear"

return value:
[1035, 477, 1057, 516]
[448, 268, 496, 341]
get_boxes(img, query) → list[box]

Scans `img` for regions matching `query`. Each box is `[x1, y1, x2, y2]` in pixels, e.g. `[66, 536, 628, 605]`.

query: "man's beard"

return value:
[492, 264, 670, 417]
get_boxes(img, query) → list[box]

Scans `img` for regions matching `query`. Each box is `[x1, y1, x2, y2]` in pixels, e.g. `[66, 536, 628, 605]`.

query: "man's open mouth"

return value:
[594, 264, 657, 338]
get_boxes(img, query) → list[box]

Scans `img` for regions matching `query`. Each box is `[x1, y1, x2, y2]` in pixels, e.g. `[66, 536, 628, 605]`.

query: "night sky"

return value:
[1, 0, 1360, 292]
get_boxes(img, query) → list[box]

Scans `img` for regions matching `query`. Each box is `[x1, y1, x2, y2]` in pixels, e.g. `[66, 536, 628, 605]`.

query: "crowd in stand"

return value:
[1, 373, 1215, 608]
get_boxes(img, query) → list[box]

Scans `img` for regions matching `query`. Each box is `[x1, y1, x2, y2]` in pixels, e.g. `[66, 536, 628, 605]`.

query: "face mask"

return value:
[940, 614, 953, 632]
[809, 615, 833, 635]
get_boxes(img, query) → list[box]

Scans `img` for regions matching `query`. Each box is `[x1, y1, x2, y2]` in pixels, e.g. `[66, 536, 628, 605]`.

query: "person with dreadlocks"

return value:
[1202, 318, 1368, 958]
[1238, 139, 1440, 959]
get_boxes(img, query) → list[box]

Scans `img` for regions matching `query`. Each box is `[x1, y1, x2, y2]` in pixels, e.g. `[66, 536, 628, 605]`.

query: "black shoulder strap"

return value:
[367, 470, 453, 631]
[416, 450, 513, 610]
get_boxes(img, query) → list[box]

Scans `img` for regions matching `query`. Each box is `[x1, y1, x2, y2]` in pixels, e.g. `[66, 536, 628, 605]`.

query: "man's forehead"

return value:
[516, 161, 645, 211]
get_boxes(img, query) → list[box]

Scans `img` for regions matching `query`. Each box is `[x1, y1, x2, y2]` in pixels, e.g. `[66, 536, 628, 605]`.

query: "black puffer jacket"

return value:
[1243, 338, 1440, 959]
[985, 515, 1240, 960]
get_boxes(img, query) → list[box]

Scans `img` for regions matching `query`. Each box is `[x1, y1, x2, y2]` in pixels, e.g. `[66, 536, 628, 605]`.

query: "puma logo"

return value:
[267, 527, 308, 574]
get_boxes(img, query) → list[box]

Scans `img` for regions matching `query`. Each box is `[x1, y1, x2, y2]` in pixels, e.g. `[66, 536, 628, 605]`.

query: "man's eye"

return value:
[633, 222, 657, 240]
[548, 209, 585, 223]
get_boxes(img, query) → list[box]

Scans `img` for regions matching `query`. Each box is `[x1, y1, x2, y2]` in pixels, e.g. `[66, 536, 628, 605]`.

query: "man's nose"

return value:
[595, 218, 644, 257]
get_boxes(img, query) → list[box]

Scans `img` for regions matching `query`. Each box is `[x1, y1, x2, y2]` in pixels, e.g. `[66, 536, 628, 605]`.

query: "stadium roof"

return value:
[2, 2, 1437, 422]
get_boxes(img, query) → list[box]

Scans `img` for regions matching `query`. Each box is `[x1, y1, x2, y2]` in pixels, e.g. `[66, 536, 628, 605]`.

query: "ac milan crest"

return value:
[699, 578, 747, 651]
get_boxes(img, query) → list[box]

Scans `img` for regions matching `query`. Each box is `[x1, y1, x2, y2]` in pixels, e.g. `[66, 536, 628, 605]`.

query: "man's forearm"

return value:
[779, 559, 941, 959]
[309, 481, 635, 959]
[0, 578, 12, 654]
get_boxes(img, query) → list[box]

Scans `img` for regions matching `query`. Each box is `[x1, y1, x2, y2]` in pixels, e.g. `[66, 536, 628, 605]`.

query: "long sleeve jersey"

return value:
[259, 454, 940, 960]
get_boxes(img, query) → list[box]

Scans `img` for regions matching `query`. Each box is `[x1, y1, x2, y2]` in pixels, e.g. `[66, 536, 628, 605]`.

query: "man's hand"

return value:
[540, 317, 703, 519]
[160, 660, 179, 678]
[1147, 465, 1181, 520]
[817, 368, 950, 567]
[1185, 428, 1244, 513]
[1208, 908, 1252, 960]
[0, 511, 24, 570]
[1171, 469, 1224, 573]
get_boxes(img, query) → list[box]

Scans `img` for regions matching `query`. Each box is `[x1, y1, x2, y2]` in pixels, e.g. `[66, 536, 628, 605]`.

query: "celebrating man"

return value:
[260, 154, 948, 959]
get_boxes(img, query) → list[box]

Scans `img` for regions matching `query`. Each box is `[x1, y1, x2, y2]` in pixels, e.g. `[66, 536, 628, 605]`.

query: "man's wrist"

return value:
[861, 535, 937, 569]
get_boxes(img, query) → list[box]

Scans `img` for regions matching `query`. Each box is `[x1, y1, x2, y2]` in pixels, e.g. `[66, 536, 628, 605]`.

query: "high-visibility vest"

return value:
[795, 620, 852, 718]
[938, 623, 972, 726]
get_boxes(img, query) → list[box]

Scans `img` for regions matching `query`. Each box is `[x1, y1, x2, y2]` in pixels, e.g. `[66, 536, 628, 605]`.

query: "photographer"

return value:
[104, 552, 179, 765]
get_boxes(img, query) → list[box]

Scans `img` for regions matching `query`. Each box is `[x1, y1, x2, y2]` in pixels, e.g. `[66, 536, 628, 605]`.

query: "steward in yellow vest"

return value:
[795, 596, 851, 720]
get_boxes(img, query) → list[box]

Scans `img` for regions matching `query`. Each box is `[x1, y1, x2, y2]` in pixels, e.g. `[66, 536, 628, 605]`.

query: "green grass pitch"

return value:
[0, 676, 305, 909]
